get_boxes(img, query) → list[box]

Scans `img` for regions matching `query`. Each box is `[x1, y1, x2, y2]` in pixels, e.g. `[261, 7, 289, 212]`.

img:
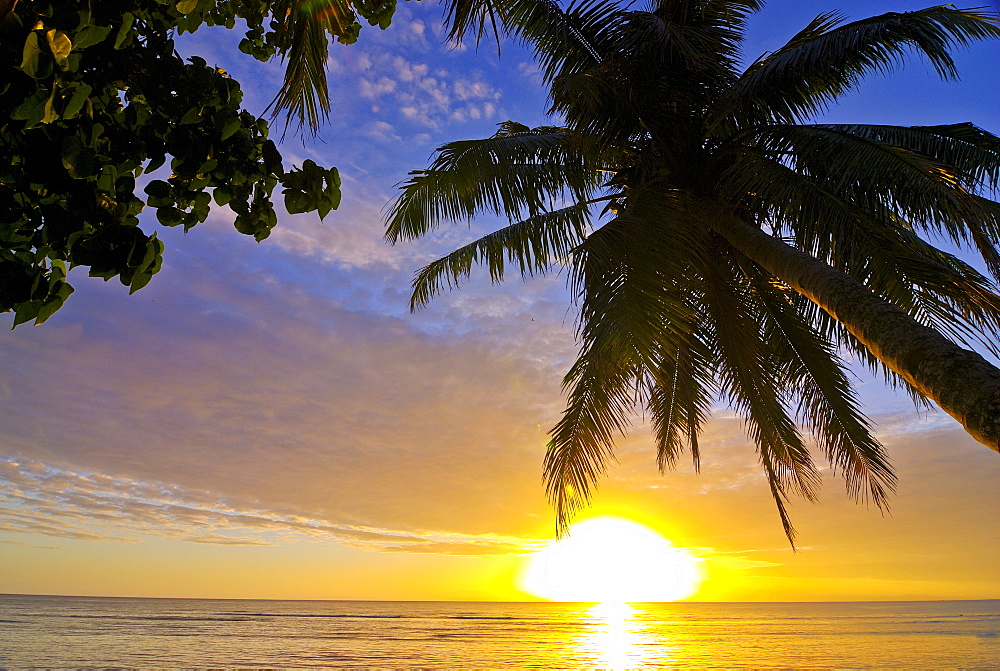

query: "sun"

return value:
[521, 516, 703, 602]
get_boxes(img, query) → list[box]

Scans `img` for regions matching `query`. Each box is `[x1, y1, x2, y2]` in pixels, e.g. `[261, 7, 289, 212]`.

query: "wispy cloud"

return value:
[358, 52, 502, 130]
[1, 539, 64, 550]
[0, 458, 544, 555]
[0, 233, 572, 551]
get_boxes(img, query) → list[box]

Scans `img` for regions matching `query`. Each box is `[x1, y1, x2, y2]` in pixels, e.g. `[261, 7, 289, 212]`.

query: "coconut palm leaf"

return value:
[728, 128, 1000, 327]
[742, 264, 895, 507]
[266, 0, 393, 132]
[816, 123, 1000, 190]
[408, 202, 596, 309]
[266, 0, 337, 131]
[735, 154, 1000, 355]
[444, 0, 624, 75]
[740, 125, 992, 231]
[569, 195, 707, 363]
[545, 196, 711, 525]
[386, 123, 604, 243]
[648, 339, 714, 473]
[545, 345, 637, 533]
[714, 7, 1000, 128]
[700, 242, 820, 542]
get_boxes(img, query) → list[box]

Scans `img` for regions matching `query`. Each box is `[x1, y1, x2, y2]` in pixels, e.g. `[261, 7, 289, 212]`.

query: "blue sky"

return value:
[1, 0, 998, 600]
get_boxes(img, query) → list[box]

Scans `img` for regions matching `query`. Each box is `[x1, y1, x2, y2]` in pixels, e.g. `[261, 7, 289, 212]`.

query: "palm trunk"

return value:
[714, 215, 1000, 452]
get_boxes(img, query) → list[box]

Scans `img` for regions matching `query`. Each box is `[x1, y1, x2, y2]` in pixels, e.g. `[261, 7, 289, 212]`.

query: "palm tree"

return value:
[385, 0, 1000, 541]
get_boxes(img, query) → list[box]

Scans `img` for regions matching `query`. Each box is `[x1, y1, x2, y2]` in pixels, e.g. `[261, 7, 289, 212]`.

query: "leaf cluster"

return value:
[0, 0, 352, 325]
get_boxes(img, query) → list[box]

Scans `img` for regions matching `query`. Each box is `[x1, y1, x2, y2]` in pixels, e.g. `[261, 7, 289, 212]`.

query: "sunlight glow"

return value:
[521, 516, 702, 602]
[579, 602, 658, 669]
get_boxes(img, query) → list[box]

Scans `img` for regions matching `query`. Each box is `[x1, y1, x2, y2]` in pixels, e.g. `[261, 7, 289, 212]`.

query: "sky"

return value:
[1, 0, 998, 602]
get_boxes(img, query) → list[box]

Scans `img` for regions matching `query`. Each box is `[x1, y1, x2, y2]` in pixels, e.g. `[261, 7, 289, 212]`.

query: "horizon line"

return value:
[3, 593, 997, 604]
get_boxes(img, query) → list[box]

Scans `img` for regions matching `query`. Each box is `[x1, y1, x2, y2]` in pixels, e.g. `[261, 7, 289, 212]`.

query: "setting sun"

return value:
[521, 517, 703, 602]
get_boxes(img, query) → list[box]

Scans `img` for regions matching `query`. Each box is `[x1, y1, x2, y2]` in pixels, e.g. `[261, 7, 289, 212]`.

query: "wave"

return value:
[62, 614, 249, 622]
[448, 616, 519, 620]
[221, 612, 521, 621]
[243, 613, 404, 619]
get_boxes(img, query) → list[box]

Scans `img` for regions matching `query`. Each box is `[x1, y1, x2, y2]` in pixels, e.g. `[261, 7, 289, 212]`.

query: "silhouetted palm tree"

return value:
[386, 0, 1000, 541]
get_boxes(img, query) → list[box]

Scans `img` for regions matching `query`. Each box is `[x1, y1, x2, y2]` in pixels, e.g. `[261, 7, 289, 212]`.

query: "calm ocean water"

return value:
[0, 595, 997, 668]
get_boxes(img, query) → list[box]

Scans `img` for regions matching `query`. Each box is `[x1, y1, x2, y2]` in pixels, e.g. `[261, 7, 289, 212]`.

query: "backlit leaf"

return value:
[45, 29, 72, 70]
[19, 32, 48, 78]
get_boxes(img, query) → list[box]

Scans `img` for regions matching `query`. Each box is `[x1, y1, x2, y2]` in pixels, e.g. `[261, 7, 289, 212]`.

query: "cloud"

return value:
[5, 221, 996, 559]
[0, 227, 579, 549]
[351, 51, 502, 130]
[0, 539, 63, 550]
[9, 219, 993, 558]
[0, 457, 546, 555]
[359, 76, 398, 98]
[518, 61, 544, 86]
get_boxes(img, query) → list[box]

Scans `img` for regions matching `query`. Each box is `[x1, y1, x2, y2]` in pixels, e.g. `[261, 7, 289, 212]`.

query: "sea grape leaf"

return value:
[63, 84, 92, 119]
[45, 29, 72, 70]
[19, 32, 50, 78]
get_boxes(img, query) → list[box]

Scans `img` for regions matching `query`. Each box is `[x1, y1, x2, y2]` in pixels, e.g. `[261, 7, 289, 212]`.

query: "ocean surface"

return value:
[0, 595, 997, 668]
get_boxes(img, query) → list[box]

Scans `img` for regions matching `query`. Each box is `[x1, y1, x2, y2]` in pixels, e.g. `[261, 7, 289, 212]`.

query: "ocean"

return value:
[1, 595, 997, 668]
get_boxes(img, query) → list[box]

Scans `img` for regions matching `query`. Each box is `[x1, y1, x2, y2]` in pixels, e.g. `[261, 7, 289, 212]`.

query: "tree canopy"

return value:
[1, 0, 394, 326]
[387, 0, 1000, 541]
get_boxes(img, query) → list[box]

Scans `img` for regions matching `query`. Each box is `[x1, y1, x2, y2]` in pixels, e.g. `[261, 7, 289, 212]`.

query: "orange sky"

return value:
[3, 347, 997, 601]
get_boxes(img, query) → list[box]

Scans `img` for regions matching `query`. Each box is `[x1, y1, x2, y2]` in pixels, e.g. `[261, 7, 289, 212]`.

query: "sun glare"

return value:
[521, 516, 703, 602]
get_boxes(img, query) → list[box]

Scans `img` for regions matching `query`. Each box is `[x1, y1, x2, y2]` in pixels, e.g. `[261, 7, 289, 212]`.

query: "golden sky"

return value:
[1, 0, 998, 601]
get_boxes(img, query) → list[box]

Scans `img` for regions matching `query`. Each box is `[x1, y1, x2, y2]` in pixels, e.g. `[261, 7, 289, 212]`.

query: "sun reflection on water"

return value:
[577, 602, 667, 669]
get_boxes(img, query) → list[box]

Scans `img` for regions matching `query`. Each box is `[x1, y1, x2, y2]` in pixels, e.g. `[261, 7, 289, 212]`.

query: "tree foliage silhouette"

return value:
[0, 0, 393, 324]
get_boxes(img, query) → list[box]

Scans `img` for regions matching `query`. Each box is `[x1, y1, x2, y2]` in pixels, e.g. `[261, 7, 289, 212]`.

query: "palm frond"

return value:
[876, 227, 1000, 356]
[266, 0, 373, 132]
[621, 0, 763, 78]
[546, 193, 709, 533]
[442, 0, 503, 44]
[726, 121, 1000, 354]
[408, 201, 595, 309]
[724, 140, 955, 325]
[815, 123, 1000, 191]
[968, 209, 1000, 281]
[548, 65, 647, 147]
[748, 125, 991, 228]
[713, 7, 1000, 128]
[516, 0, 626, 81]
[800, 297, 934, 409]
[386, 123, 603, 243]
[443, 0, 625, 77]
[619, 6, 738, 73]
[733, 124, 1000, 275]
[728, 147, 1000, 361]
[701, 238, 821, 543]
[569, 192, 707, 363]
[742, 263, 896, 507]
[545, 348, 637, 535]
[649, 339, 715, 472]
